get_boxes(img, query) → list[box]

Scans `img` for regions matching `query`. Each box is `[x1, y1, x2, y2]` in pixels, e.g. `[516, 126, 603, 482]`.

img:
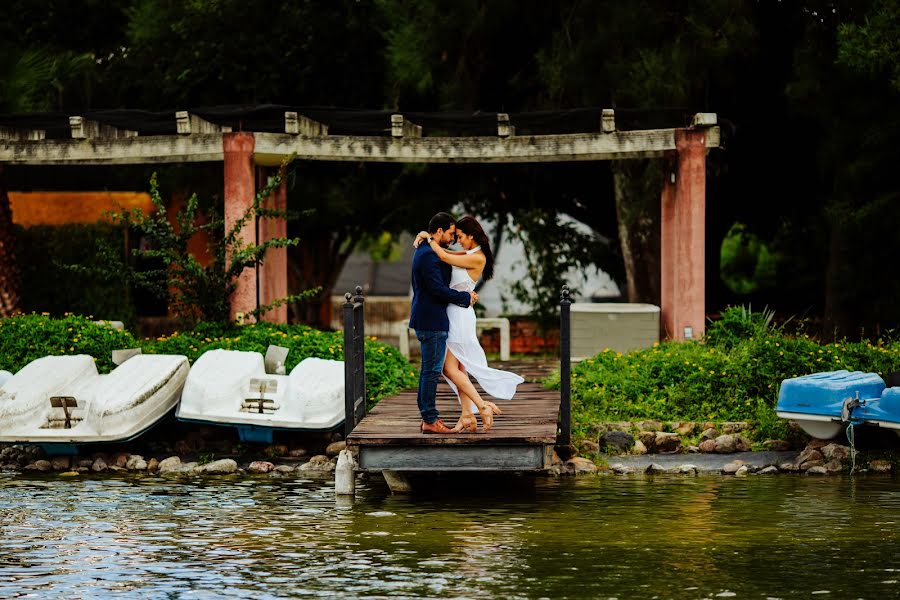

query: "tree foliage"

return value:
[838, 0, 900, 92]
[1, 0, 900, 334]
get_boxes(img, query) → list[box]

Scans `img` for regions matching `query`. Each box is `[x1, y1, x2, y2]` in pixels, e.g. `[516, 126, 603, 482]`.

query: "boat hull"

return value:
[176, 350, 345, 434]
[775, 370, 885, 438]
[854, 387, 900, 437]
[0, 354, 189, 444]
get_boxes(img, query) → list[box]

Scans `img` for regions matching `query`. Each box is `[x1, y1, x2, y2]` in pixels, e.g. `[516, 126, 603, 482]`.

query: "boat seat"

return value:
[249, 378, 278, 394]
[47, 396, 81, 429]
[241, 378, 281, 414]
[240, 399, 280, 414]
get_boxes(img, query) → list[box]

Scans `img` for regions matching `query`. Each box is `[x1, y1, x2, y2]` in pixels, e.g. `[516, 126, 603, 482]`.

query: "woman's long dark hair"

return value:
[455, 215, 494, 281]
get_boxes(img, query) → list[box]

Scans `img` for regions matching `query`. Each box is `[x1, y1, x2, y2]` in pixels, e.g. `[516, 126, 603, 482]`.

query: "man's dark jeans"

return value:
[415, 329, 448, 424]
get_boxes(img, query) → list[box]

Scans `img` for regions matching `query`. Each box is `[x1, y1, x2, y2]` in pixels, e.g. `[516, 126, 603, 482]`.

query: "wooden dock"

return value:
[347, 361, 560, 472]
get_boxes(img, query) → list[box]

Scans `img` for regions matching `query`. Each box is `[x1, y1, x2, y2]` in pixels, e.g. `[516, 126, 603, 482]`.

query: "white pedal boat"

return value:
[176, 349, 345, 442]
[0, 353, 189, 444]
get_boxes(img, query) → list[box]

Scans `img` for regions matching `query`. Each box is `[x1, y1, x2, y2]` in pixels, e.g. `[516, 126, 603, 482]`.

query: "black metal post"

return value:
[343, 286, 367, 439]
[559, 285, 572, 446]
[352, 285, 367, 428]
[342, 292, 355, 439]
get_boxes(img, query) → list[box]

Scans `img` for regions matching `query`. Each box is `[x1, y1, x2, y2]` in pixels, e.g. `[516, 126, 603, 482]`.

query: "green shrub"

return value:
[0, 313, 138, 374]
[704, 305, 779, 350]
[549, 320, 900, 441]
[0, 316, 417, 406]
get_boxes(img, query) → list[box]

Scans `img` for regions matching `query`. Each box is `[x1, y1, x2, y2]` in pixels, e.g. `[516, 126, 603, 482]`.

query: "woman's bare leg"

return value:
[443, 352, 477, 432]
[443, 349, 500, 431]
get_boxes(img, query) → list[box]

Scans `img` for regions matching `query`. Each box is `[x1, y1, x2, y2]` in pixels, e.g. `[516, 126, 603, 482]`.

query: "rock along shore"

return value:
[1, 420, 896, 479]
[0, 439, 351, 478]
[551, 419, 898, 477]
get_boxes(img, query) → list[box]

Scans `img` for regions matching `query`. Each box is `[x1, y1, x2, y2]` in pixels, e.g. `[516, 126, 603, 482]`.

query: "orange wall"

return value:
[8, 190, 213, 266]
[8, 191, 155, 227]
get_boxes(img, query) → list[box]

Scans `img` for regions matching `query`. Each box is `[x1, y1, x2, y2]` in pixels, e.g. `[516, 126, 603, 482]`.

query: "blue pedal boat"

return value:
[776, 370, 886, 438]
[853, 386, 900, 436]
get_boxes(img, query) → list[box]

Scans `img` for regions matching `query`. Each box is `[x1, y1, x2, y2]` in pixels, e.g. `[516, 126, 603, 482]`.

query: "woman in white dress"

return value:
[415, 216, 524, 432]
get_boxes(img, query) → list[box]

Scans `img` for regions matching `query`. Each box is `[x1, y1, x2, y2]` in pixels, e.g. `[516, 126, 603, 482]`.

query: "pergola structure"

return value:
[0, 108, 720, 340]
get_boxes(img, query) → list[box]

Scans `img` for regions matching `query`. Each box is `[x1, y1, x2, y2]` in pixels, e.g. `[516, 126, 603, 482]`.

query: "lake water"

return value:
[1, 472, 899, 599]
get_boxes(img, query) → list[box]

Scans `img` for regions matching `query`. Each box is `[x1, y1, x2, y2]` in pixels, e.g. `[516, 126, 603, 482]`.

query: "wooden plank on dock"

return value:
[347, 377, 560, 471]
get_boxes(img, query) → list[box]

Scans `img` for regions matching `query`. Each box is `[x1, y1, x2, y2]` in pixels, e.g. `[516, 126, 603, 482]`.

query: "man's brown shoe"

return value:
[421, 419, 457, 434]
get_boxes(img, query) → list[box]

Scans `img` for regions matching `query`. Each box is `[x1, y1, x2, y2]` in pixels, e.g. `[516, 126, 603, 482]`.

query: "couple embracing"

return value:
[409, 212, 524, 434]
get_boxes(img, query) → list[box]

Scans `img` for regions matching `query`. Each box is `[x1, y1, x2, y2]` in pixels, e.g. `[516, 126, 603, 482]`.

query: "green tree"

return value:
[838, 0, 900, 92]
[780, 0, 900, 336]
[379, 0, 758, 315]
[534, 0, 756, 305]
[112, 0, 385, 108]
[4, 0, 900, 336]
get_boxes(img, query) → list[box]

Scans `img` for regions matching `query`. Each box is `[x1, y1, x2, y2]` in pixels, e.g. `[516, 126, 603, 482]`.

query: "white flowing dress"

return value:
[444, 247, 524, 410]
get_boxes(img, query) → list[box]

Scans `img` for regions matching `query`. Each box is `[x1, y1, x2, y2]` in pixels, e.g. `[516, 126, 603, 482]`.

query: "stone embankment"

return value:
[0, 440, 350, 478]
[552, 420, 896, 476]
[586, 420, 788, 456]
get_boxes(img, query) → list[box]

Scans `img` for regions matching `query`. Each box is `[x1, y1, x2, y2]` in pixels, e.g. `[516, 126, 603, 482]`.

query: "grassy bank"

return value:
[0, 314, 416, 406]
[545, 307, 900, 443]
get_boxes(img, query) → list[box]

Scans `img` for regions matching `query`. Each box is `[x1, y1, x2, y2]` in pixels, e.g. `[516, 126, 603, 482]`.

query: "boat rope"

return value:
[846, 422, 857, 475]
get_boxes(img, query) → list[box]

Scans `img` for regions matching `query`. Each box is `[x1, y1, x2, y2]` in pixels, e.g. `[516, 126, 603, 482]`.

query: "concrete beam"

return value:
[284, 112, 328, 136]
[391, 114, 422, 138]
[0, 127, 721, 165]
[0, 126, 45, 141]
[176, 111, 232, 135]
[69, 116, 137, 139]
[252, 127, 721, 165]
[0, 135, 224, 164]
[497, 113, 515, 137]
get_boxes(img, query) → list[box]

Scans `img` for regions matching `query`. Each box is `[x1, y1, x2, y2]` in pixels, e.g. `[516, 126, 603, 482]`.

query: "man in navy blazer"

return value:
[409, 212, 476, 433]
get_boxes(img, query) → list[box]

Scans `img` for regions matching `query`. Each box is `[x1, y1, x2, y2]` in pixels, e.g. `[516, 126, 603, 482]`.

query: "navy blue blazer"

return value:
[409, 245, 471, 332]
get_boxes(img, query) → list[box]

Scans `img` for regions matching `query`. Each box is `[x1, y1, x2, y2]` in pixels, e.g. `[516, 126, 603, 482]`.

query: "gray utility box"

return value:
[570, 303, 660, 360]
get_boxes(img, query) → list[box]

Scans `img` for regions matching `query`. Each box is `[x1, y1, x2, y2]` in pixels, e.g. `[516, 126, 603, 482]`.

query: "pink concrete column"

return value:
[223, 132, 257, 322]
[660, 128, 707, 341]
[258, 172, 288, 323]
[660, 151, 677, 339]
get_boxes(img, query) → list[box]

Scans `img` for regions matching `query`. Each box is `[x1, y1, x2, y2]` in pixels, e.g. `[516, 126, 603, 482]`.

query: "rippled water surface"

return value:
[2, 473, 900, 599]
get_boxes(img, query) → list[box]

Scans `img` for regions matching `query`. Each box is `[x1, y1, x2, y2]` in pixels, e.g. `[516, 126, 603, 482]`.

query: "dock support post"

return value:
[383, 470, 413, 494]
[558, 285, 572, 446]
[335, 449, 356, 496]
[343, 286, 367, 439]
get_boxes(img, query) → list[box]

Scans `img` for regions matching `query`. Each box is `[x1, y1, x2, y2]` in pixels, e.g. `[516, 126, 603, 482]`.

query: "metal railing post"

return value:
[353, 286, 367, 428]
[343, 292, 356, 439]
[559, 285, 572, 446]
[343, 286, 367, 439]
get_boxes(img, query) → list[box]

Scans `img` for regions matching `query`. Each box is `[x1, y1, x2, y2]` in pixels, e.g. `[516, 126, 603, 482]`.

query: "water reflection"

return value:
[2, 472, 900, 598]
